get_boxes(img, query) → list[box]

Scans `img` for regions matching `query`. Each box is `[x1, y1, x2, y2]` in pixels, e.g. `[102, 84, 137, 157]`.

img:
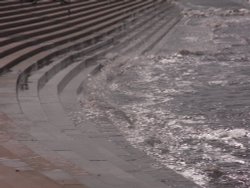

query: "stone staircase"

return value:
[0, 0, 201, 187]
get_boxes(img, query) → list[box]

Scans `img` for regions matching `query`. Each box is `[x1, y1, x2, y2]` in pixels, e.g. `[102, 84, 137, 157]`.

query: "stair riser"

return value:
[0, 1, 134, 41]
[0, 1, 106, 20]
[0, 2, 153, 74]
[0, 1, 121, 31]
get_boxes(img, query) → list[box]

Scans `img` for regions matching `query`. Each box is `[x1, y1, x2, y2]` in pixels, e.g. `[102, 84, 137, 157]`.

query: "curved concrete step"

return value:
[15, 2, 180, 187]
[35, 23, 172, 188]
[19, 0, 170, 97]
[0, 1, 201, 187]
[17, 2, 200, 187]
[16, 0, 174, 129]
[0, 1, 111, 31]
[0, 0, 159, 121]
[0, 0, 140, 53]
[117, 7, 179, 55]
[0, 1, 153, 73]
[112, 5, 179, 56]
[17, 1, 164, 123]
[0, 1, 59, 13]
[37, 62, 170, 188]
[0, 0, 156, 118]
[0, 1, 96, 22]
[0, 1, 120, 41]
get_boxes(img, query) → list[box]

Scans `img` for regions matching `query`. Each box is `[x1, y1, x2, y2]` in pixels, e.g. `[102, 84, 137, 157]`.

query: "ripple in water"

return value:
[75, 12, 250, 188]
[76, 53, 250, 188]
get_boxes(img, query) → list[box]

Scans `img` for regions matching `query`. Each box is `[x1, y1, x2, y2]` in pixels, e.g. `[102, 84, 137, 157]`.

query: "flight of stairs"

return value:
[0, 1, 200, 188]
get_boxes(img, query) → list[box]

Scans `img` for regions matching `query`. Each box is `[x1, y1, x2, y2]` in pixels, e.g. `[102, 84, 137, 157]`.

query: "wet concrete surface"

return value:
[75, 1, 250, 188]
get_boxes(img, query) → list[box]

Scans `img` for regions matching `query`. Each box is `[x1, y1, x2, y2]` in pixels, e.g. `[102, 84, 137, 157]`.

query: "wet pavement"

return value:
[75, 1, 250, 188]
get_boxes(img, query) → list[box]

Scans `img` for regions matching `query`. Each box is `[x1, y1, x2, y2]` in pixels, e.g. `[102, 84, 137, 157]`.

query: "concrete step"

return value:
[14, 0, 160, 123]
[0, 1, 112, 31]
[112, 3, 175, 55]
[0, 0, 139, 54]
[21, 50, 155, 187]
[36, 56, 168, 188]
[17, 0, 168, 107]
[0, 0, 89, 15]
[0, 1, 59, 13]
[0, 1, 202, 188]
[41, 6, 197, 187]
[120, 7, 181, 56]
[16, 1, 162, 126]
[16, 0, 170, 171]
[4, 0, 157, 78]
[17, 1, 172, 126]
[0, 1, 98, 22]
[0, 1, 153, 73]
[0, 1, 119, 40]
